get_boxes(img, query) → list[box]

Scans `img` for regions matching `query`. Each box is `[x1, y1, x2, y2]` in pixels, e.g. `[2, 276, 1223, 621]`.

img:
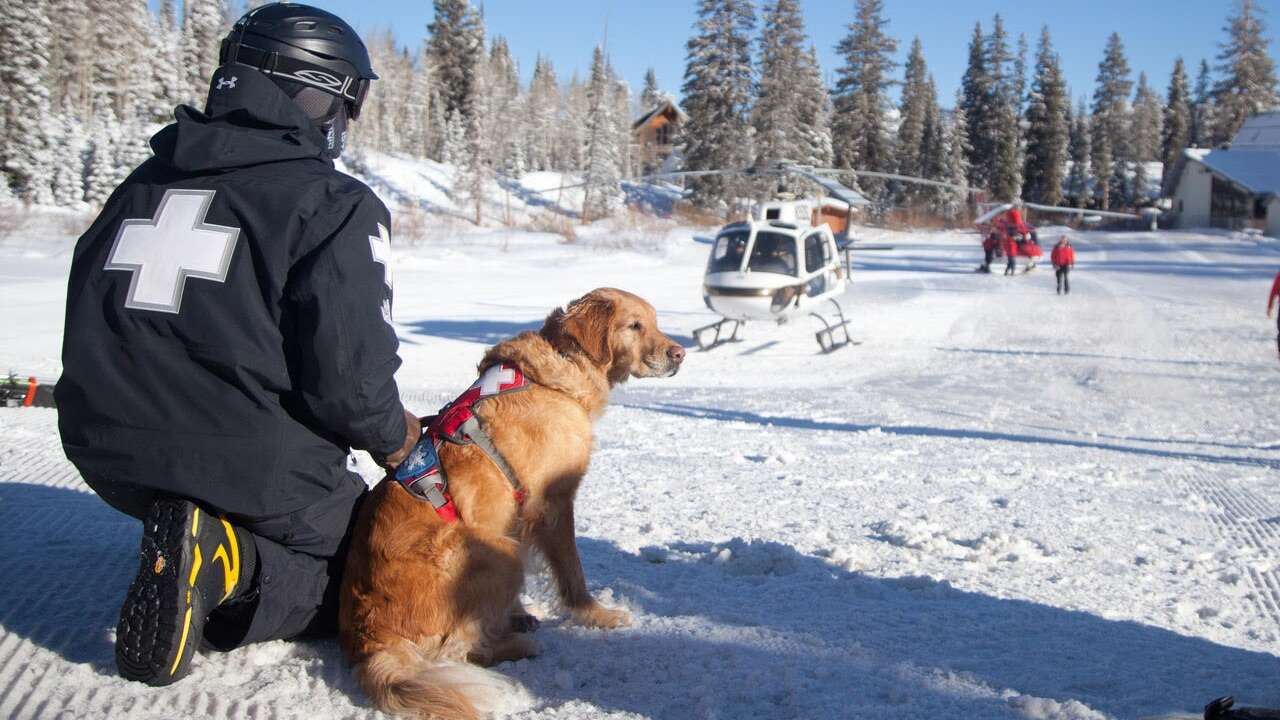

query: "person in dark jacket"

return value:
[1051, 236, 1076, 295]
[56, 4, 419, 686]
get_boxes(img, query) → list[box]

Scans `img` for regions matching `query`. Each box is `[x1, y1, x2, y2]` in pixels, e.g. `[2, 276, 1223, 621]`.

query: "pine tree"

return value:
[484, 37, 522, 175]
[797, 45, 833, 169]
[894, 37, 930, 206]
[1130, 72, 1164, 202]
[641, 67, 662, 110]
[1190, 59, 1215, 147]
[1066, 99, 1092, 207]
[985, 16, 1021, 201]
[559, 74, 588, 172]
[582, 47, 622, 221]
[831, 0, 897, 205]
[151, 0, 186, 122]
[1211, 0, 1279, 144]
[525, 56, 559, 171]
[84, 96, 119, 207]
[959, 22, 990, 189]
[1091, 33, 1132, 209]
[942, 90, 972, 221]
[428, 0, 485, 121]
[46, 0, 95, 119]
[0, 0, 55, 203]
[1012, 33, 1029, 115]
[1162, 57, 1192, 188]
[441, 109, 466, 165]
[182, 0, 227, 105]
[681, 0, 756, 209]
[755, 0, 828, 175]
[1022, 27, 1069, 206]
[50, 105, 85, 206]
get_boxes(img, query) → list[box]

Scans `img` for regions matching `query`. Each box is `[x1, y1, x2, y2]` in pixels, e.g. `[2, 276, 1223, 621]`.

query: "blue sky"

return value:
[217, 1, 1279, 109]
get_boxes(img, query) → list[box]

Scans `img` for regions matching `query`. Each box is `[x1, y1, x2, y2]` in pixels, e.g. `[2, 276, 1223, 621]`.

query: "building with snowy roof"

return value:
[1168, 111, 1280, 237]
[631, 99, 684, 175]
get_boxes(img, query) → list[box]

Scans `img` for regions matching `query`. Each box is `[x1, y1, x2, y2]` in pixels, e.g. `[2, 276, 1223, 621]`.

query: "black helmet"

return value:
[219, 3, 377, 120]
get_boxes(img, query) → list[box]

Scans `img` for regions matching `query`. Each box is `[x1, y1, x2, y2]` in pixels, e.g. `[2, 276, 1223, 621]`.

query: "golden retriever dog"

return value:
[339, 288, 685, 719]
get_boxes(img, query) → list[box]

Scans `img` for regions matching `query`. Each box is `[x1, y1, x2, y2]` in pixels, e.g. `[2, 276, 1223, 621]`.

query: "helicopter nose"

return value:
[667, 345, 686, 364]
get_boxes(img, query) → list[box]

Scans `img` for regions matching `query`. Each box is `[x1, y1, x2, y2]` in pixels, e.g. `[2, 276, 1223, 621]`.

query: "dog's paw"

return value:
[510, 611, 541, 633]
[572, 603, 632, 629]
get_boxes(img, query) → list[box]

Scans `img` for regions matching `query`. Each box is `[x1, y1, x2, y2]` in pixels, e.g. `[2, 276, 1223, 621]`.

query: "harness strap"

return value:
[392, 432, 459, 523]
[458, 416, 526, 505]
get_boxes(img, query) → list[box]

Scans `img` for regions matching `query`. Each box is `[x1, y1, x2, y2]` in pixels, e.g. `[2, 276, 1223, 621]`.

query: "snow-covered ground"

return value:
[2, 196, 1279, 719]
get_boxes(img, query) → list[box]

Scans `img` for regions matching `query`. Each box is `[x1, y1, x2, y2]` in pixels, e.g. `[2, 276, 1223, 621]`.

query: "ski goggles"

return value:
[219, 39, 374, 120]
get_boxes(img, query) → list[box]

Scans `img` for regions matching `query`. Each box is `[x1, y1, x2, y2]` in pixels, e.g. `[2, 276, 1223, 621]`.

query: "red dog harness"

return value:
[392, 363, 531, 522]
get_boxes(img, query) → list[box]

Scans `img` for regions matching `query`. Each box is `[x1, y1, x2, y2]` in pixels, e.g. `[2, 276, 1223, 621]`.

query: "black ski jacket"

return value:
[57, 69, 407, 518]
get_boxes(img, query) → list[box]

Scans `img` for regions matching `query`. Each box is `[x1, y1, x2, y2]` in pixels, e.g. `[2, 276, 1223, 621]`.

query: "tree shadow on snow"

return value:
[0, 482, 136, 675]
[505, 536, 1280, 719]
[618, 401, 1280, 470]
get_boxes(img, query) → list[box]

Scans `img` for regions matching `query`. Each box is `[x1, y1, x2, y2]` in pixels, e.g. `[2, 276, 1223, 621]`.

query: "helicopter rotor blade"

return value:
[806, 167, 985, 196]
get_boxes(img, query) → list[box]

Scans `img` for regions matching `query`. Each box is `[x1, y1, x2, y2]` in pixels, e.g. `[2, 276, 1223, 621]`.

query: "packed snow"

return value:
[1, 179, 1279, 719]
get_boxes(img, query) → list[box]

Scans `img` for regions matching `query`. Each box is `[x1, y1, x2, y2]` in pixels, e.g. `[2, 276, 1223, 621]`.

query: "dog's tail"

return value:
[355, 640, 531, 720]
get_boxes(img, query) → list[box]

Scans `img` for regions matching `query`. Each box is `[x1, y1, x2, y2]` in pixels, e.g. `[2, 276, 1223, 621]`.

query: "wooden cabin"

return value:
[632, 100, 684, 174]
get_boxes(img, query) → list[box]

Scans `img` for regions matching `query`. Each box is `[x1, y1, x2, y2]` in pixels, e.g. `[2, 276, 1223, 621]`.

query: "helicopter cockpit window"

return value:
[709, 231, 750, 273]
[747, 231, 798, 276]
[804, 233, 826, 273]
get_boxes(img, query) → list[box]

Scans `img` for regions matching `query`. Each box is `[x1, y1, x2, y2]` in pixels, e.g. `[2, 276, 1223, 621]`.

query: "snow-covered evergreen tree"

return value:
[441, 109, 466, 165]
[46, 0, 94, 119]
[611, 76, 633, 179]
[1190, 59, 1215, 148]
[558, 74, 588, 172]
[1162, 57, 1192, 188]
[181, 0, 227, 105]
[50, 105, 85, 207]
[1211, 0, 1279, 144]
[485, 37, 522, 176]
[681, 0, 756, 209]
[942, 90, 972, 221]
[755, 0, 828, 174]
[84, 97, 119, 207]
[985, 15, 1021, 201]
[1066, 99, 1092, 207]
[150, 0, 186, 122]
[959, 22, 991, 189]
[428, 0, 485, 121]
[1130, 71, 1163, 202]
[582, 47, 623, 221]
[831, 0, 897, 205]
[1091, 33, 1133, 209]
[1012, 33, 1028, 116]
[0, 0, 56, 204]
[525, 56, 559, 172]
[894, 37, 933, 207]
[641, 67, 662, 110]
[1022, 27, 1068, 206]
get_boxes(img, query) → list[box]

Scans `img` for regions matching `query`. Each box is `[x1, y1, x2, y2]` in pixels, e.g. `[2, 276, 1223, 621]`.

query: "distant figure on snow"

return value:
[1051, 237, 1076, 295]
[1002, 233, 1019, 275]
[1267, 269, 1280, 359]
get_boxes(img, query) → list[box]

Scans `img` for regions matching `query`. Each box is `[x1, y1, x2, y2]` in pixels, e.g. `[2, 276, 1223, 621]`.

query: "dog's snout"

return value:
[667, 345, 686, 364]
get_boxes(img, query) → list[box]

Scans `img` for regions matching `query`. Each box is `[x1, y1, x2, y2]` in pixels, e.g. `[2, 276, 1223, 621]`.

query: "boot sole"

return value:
[115, 497, 206, 686]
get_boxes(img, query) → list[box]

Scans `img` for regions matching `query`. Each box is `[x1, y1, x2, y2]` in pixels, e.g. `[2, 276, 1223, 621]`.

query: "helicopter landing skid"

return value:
[810, 299, 855, 353]
[693, 318, 744, 351]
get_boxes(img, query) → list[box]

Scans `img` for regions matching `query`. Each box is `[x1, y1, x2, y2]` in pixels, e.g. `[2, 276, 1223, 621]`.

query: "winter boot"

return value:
[115, 496, 258, 686]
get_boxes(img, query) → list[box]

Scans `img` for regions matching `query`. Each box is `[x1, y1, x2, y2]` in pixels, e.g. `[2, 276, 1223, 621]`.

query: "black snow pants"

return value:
[1056, 266, 1070, 294]
[84, 471, 367, 650]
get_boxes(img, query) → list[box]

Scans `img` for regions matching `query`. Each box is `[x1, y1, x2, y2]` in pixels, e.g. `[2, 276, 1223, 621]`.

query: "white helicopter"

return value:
[534, 160, 1160, 353]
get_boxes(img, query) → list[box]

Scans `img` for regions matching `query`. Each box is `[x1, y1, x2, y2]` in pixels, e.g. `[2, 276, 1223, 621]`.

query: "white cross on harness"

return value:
[477, 365, 517, 396]
[104, 189, 240, 314]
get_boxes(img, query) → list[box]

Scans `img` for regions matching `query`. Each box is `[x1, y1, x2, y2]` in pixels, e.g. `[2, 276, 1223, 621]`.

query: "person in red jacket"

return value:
[1267, 269, 1280, 358]
[1051, 236, 1076, 294]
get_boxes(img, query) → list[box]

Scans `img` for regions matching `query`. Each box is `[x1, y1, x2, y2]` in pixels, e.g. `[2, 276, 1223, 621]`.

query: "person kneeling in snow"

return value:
[56, 4, 420, 686]
[1268, 269, 1280, 360]
[1051, 236, 1075, 295]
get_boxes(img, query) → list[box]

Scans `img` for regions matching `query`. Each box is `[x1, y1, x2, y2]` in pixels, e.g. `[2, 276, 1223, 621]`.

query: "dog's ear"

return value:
[553, 293, 615, 367]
